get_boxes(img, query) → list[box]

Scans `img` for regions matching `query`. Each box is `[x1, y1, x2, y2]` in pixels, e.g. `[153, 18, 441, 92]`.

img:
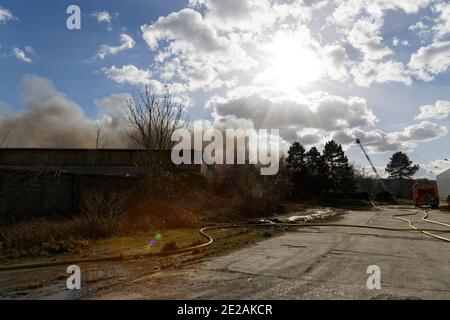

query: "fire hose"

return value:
[1, 208, 450, 272]
[392, 209, 450, 243]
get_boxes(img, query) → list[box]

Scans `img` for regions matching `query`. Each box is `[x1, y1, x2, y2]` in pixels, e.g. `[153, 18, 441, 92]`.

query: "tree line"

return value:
[284, 140, 420, 200]
[125, 86, 421, 201]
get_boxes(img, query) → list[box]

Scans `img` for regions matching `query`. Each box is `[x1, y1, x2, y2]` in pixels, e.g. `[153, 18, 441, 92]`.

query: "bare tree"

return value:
[127, 85, 188, 151]
[0, 130, 10, 149]
[127, 86, 189, 193]
[95, 120, 107, 150]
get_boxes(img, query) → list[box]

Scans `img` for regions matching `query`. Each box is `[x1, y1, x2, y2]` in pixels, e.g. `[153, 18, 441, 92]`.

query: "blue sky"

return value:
[1, 0, 450, 178]
[0, 0, 187, 116]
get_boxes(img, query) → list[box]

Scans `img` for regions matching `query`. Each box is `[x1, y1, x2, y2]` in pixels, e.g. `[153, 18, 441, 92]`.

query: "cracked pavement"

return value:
[92, 206, 450, 299]
[1, 206, 450, 300]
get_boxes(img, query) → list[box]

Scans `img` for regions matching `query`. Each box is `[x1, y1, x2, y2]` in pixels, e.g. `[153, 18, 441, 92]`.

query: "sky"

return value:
[0, 0, 449, 178]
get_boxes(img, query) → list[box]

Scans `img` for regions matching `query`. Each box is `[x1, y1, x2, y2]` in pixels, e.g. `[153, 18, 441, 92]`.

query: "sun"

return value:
[258, 34, 324, 91]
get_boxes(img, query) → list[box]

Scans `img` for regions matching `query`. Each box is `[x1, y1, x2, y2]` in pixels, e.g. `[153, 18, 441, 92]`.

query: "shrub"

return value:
[118, 198, 200, 232]
[209, 165, 289, 218]
[0, 217, 112, 258]
[81, 189, 132, 224]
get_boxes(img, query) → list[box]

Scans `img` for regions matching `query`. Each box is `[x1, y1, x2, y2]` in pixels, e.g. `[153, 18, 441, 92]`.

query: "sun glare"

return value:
[260, 35, 323, 91]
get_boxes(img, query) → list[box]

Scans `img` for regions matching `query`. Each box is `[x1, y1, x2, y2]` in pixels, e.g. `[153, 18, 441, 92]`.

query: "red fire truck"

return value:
[413, 183, 440, 209]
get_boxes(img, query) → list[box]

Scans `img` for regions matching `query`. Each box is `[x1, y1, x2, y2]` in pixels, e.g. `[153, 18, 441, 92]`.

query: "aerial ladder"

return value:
[355, 139, 390, 203]
[355, 139, 383, 180]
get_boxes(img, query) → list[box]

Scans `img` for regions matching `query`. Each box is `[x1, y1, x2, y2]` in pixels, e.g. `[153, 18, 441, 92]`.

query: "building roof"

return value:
[0, 148, 202, 175]
[437, 168, 450, 178]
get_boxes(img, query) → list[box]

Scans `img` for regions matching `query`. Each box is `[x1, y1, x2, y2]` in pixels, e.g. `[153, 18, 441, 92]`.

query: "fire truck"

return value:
[412, 183, 440, 209]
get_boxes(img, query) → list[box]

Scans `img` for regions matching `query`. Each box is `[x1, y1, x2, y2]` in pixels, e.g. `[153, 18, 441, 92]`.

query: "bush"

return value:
[81, 189, 132, 224]
[0, 217, 113, 258]
[118, 198, 200, 232]
[209, 165, 289, 219]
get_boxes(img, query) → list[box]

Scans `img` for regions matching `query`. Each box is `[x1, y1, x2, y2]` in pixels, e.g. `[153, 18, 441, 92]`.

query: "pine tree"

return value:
[385, 152, 419, 180]
[305, 146, 325, 196]
[286, 142, 308, 198]
[306, 147, 321, 175]
[321, 140, 355, 194]
[286, 142, 306, 171]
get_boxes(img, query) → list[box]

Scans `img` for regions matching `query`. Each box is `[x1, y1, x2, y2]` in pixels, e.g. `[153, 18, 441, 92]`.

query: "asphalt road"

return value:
[1, 206, 450, 299]
[93, 206, 450, 300]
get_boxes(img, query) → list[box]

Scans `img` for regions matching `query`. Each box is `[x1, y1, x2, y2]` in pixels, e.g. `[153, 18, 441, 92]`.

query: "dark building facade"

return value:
[0, 149, 202, 223]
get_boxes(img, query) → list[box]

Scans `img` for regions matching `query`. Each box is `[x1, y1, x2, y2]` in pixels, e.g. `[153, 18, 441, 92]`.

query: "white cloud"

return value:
[395, 121, 447, 142]
[409, 20, 432, 40]
[0, 6, 16, 23]
[331, 0, 430, 25]
[408, 3, 450, 81]
[141, 8, 226, 52]
[351, 60, 412, 87]
[416, 100, 450, 120]
[189, 0, 311, 32]
[392, 37, 408, 46]
[25, 46, 35, 55]
[101, 64, 188, 97]
[322, 44, 350, 80]
[418, 159, 450, 178]
[408, 40, 450, 81]
[392, 37, 400, 46]
[95, 34, 135, 59]
[134, 0, 443, 94]
[209, 89, 377, 140]
[141, 8, 257, 91]
[102, 65, 153, 87]
[91, 10, 118, 30]
[94, 11, 112, 23]
[189, 0, 255, 29]
[330, 0, 430, 60]
[334, 121, 447, 153]
[347, 17, 392, 61]
[432, 2, 450, 40]
[12, 47, 32, 63]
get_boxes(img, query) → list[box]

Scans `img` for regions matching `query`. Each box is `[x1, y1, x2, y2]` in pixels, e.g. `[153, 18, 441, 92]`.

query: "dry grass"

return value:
[0, 217, 115, 258]
[0, 194, 203, 259]
[0, 166, 288, 260]
[118, 198, 200, 232]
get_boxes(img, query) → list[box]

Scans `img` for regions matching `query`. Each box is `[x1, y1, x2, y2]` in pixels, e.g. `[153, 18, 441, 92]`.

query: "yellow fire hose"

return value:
[393, 209, 450, 243]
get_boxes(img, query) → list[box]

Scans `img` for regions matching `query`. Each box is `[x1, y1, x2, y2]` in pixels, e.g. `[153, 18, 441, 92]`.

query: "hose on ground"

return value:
[392, 209, 450, 242]
[1, 210, 450, 272]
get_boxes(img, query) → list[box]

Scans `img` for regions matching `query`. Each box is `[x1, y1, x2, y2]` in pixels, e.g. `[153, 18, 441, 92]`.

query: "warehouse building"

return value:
[0, 148, 203, 222]
[437, 168, 450, 202]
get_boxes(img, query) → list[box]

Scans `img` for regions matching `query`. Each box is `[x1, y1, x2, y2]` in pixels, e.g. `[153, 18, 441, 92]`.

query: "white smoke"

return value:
[0, 75, 134, 148]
